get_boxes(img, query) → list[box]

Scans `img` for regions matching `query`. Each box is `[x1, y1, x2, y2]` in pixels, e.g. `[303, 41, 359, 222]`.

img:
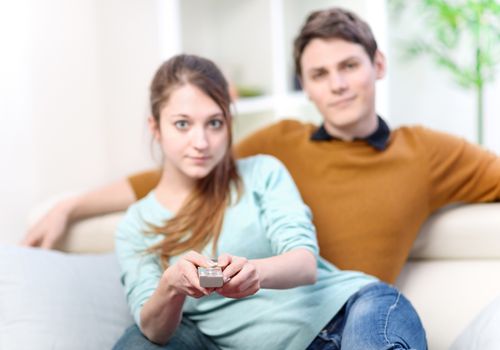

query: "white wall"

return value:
[0, 0, 36, 241]
[0, 0, 160, 242]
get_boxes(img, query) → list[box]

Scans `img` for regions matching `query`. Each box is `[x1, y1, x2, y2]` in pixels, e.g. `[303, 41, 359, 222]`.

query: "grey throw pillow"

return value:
[0, 245, 133, 350]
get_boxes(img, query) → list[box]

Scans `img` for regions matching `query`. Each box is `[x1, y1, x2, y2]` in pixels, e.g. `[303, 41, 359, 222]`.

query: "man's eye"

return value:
[344, 62, 359, 70]
[174, 120, 189, 129]
[209, 119, 224, 129]
[311, 71, 326, 80]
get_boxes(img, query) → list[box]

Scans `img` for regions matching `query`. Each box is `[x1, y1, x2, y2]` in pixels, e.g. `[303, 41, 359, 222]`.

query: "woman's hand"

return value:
[215, 253, 260, 299]
[162, 250, 217, 298]
[141, 249, 217, 345]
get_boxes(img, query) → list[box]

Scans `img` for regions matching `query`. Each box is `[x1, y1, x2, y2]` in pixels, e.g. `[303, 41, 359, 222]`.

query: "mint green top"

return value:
[115, 155, 377, 350]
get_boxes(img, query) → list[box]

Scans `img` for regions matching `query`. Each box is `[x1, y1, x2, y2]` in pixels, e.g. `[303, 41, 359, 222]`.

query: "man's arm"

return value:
[420, 127, 500, 210]
[21, 178, 136, 248]
[21, 169, 162, 249]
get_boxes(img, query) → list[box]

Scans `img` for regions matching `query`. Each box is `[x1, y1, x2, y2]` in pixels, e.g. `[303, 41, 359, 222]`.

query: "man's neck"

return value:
[324, 114, 378, 141]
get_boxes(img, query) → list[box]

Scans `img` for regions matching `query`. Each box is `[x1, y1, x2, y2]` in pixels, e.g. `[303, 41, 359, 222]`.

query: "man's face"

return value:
[300, 38, 385, 137]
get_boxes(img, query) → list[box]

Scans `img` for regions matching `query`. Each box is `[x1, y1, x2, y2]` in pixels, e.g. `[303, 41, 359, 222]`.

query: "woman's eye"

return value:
[174, 120, 189, 129]
[209, 119, 224, 129]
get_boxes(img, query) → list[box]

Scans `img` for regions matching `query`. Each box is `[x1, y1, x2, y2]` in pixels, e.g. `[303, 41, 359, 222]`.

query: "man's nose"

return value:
[328, 73, 348, 94]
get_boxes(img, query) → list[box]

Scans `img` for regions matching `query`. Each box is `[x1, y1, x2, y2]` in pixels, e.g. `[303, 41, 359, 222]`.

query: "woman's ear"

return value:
[148, 116, 161, 142]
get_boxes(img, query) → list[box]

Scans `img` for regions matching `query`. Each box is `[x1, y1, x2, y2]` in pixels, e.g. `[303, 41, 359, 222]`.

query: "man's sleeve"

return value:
[127, 170, 162, 200]
[234, 123, 275, 158]
[420, 127, 500, 210]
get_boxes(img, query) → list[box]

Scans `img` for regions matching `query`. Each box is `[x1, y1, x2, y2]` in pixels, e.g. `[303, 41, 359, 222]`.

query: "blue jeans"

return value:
[112, 317, 219, 350]
[307, 282, 427, 350]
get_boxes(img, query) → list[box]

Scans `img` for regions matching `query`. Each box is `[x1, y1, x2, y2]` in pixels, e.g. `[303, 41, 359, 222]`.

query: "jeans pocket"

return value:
[307, 329, 342, 350]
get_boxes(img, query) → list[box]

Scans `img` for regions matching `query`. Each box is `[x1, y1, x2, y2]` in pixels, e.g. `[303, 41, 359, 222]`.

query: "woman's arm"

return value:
[215, 248, 317, 299]
[252, 248, 317, 288]
[215, 156, 320, 299]
[22, 178, 135, 248]
[139, 251, 216, 344]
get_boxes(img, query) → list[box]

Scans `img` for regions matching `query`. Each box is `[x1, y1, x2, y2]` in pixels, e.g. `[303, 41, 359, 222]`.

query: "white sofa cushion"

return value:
[55, 212, 123, 253]
[0, 245, 133, 350]
[410, 203, 500, 259]
[396, 259, 500, 350]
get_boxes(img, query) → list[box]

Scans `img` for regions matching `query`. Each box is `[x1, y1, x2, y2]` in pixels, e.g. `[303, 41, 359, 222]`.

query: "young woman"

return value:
[113, 54, 427, 350]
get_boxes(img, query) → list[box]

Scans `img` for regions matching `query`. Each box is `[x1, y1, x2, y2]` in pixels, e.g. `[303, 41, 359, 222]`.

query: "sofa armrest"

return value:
[28, 194, 124, 254]
[55, 212, 124, 253]
[33, 199, 500, 256]
[410, 203, 500, 259]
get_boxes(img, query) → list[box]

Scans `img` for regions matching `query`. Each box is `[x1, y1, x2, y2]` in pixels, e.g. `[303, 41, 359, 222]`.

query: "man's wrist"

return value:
[60, 196, 81, 222]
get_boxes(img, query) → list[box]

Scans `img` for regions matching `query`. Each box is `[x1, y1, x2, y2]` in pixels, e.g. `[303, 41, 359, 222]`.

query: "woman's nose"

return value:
[192, 128, 208, 150]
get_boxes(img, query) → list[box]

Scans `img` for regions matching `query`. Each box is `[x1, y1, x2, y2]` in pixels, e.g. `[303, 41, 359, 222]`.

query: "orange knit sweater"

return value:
[128, 120, 500, 283]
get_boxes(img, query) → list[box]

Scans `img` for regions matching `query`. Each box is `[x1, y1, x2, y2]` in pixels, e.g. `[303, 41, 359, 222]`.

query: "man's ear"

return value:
[374, 50, 386, 80]
[148, 116, 161, 141]
[298, 75, 312, 101]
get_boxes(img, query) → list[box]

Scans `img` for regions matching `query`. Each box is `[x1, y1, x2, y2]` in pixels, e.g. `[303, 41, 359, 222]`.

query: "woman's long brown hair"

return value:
[146, 54, 241, 269]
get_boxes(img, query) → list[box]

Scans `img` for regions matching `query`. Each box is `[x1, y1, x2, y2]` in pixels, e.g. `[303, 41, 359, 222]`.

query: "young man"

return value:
[23, 7, 500, 285]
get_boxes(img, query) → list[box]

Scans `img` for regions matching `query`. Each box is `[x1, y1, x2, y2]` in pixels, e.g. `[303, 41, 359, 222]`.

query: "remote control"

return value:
[198, 266, 224, 288]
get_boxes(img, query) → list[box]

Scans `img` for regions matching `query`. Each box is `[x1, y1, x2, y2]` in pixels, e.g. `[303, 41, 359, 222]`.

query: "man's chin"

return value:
[325, 116, 361, 130]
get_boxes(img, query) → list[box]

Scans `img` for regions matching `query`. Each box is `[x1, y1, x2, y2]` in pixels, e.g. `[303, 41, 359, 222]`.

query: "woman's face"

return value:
[151, 83, 229, 182]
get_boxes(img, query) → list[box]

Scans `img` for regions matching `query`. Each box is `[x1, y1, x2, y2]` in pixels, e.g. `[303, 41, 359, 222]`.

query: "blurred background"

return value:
[1, 0, 499, 240]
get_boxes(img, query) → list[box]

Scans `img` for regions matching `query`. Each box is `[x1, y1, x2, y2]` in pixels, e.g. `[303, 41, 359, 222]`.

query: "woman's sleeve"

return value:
[115, 207, 162, 327]
[253, 155, 319, 256]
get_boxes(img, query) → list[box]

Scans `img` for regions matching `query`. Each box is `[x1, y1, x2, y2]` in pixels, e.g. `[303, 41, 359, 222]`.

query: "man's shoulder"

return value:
[235, 119, 317, 158]
[392, 125, 463, 143]
[249, 119, 316, 139]
[270, 118, 316, 133]
[392, 124, 461, 145]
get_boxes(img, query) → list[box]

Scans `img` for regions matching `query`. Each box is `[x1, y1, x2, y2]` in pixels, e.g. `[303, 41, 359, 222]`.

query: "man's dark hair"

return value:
[293, 7, 378, 77]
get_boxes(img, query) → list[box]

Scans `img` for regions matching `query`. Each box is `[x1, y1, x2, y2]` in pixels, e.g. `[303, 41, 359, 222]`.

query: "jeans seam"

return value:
[384, 289, 401, 346]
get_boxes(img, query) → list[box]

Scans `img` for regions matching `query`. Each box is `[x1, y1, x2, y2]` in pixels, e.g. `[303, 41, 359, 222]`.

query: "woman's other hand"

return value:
[216, 253, 260, 299]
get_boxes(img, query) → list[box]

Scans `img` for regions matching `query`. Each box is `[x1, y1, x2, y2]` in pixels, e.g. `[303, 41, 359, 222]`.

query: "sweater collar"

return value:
[310, 115, 390, 151]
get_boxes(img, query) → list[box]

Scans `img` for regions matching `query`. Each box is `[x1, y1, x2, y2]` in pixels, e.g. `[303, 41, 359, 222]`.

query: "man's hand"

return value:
[21, 178, 137, 250]
[21, 199, 76, 249]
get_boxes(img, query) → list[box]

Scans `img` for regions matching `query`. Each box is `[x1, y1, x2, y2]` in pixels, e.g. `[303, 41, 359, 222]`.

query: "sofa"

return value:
[1, 202, 500, 349]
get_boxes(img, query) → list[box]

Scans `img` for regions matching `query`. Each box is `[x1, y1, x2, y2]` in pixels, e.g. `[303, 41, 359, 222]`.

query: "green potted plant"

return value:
[389, 0, 500, 144]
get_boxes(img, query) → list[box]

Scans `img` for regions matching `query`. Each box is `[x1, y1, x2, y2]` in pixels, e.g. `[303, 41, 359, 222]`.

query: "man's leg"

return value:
[341, 282, 427, 350]
[113, 317, 219, 350]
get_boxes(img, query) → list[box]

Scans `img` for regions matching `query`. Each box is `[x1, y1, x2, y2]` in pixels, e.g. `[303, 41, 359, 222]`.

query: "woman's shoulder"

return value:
[119, 192, 160, 229]
[236, 155, 292, 193]
[236, 154, 287, 176]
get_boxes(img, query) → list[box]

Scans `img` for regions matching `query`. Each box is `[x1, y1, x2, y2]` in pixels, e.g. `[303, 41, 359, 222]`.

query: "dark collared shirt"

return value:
[310, 115, 391, 151]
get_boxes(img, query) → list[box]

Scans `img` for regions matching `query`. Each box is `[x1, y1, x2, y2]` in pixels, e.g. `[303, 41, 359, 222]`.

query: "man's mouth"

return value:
[329, 95, 356, 107]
